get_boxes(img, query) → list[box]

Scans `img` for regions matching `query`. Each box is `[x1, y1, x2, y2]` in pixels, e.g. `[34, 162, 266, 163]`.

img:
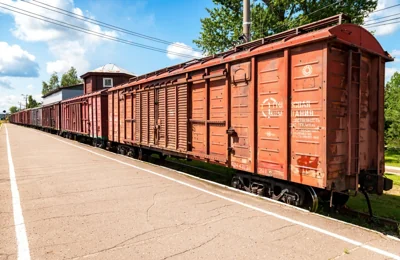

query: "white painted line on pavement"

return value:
[44, 133, 400, 260]
[5, 125, 31, 260]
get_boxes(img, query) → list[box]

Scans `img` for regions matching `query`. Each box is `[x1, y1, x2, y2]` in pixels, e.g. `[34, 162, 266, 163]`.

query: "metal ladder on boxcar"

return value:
[347, 50, 361, 183]
[348, 50, 373, 216]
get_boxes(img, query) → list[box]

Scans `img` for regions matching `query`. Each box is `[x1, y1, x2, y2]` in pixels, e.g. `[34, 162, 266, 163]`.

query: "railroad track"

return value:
[337, 206, 400, 233]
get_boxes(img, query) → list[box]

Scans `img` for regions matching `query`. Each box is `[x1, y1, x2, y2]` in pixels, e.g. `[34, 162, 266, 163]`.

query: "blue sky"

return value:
[0, 0, 399, 112]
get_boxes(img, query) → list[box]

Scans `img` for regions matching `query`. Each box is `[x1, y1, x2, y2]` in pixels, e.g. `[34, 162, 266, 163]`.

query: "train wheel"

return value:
[302, 186, 319, 212]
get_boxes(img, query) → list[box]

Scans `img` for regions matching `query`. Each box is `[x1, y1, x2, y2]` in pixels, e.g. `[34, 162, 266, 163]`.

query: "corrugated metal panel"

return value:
[149, 90, 155, 145]
[108, 91, 114, 141]
[177, 84, 187, 151]
[141, 92, 148, 144]
[113, 92, 118, 141]
[135, 92, 140, 142]
[158, 88, 166, 147]
[290, 43, 325, 188]
[167, 86, 177, 149]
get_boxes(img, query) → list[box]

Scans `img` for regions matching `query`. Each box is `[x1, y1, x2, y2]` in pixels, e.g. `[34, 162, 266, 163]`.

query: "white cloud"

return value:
[34, 94, 43, 103]
[166, 42, 204, 61]
[0, 42, 39, 77]
[0, 0, 117, 75]
[390, 49, 400, 62]
[0, 93, 43, 112]
[0, 94, 25, 111]
[27, 84, 33, 90]
[386, 67, 398, 80]
[46, 60, 72, 75]
[364, 0, 400, 36]
[0, 78, 14, 89]
[391, 49, 400, 56]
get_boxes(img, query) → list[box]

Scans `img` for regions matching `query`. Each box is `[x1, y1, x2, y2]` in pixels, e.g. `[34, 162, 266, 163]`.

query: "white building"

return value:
[42, 83, 84, 106]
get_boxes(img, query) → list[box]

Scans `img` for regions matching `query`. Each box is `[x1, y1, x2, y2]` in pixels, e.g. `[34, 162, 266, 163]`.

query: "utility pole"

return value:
[243, 0, 251, 42]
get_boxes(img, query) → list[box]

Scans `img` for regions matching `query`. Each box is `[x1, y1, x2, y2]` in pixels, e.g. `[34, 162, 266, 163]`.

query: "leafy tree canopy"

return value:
[42, 72, 59, 96]
[194, 0, 377, 55]
[9, 106, 19, 113]
[385, 72, 400, 148]
[61, 67, 83, 88]
[26, 95, 40, 109]
[42, 67, 82, 96]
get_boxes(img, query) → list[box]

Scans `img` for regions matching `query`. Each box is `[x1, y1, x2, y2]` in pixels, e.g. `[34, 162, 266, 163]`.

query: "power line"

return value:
[22, 0, 201, 52]
[370, 3, 400, 13]
[364, 20, 400, 28]
[265, 0, 342, 34]
[0, 4, 200, 59]
[364, 12, 400, 23]
[306, 0, 341, 17]
[364, 16, 400, 26]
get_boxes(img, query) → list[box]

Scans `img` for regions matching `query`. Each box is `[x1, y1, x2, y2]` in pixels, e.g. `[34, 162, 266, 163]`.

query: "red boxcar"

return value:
[108, 15, 392, 208]
[22, 109, 32, 126]
[42, 102, 61, 132]
[61, 89, 108, 146]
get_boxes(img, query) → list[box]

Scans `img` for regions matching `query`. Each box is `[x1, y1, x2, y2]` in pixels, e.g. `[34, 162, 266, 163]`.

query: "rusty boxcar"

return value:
[108, 15, 393, 210]
[42, 102, 61, 133]
[31, 107, 42, 128]
[58, 64, 134, 145]
[60, 90, 109, 146]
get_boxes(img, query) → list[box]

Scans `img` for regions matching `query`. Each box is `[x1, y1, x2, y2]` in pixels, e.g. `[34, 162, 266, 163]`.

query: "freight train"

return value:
[9, 15, 394, 213]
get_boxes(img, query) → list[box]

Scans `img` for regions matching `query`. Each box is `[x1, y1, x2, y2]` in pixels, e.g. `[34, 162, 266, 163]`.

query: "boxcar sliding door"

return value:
[229, 61, 255, 172]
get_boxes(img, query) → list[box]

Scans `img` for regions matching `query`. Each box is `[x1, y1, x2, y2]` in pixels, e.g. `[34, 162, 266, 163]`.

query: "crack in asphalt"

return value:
[66, 224, 184, 260]
[161, 233, 220, 260]
[24, 198, 120, 211]
[27, 183, 154, 201]
[207, 204, 233, 212]
[146, 189, 168, 225]
[65, 210, 237, 259]
[194, 199, 217, 205]
[269, 224, 296, 233]
[26, 210, 122, 224]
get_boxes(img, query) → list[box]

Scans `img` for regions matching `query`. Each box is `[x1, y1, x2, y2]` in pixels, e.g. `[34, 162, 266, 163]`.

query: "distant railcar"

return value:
[31, 107, 42, 128]
[60, 89, 109, 147]
[42, 102, 61, 133]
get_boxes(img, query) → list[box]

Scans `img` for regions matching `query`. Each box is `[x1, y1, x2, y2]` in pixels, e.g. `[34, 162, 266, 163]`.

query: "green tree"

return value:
[42, 72, 60, 95]
[385, 72, 400, 148]
[26, 95, 40, 108]
[61, 67, 82, 87]
[9, 106, 19, 113]
[194, 0, 377, 54]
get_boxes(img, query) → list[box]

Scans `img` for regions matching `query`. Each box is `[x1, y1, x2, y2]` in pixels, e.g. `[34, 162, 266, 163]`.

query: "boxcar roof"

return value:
[61, 88, 107, 104]
[110, 14, 392, 92]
